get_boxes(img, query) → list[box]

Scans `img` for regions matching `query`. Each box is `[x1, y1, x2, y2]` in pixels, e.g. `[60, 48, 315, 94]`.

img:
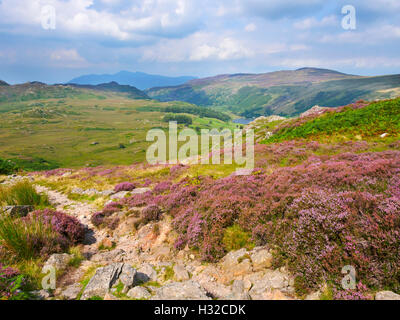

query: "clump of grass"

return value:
[68, 246, 84, 268]
[0, 213, 59, 262]
[222, 224, 255, 252]
[0, 180, 49, 207]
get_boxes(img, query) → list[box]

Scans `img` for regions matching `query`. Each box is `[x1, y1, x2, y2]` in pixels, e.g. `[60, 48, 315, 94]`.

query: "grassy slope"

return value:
[0, 95, 234, 170]
[265, 98, 400, 143]
[147, 70, 400, 117]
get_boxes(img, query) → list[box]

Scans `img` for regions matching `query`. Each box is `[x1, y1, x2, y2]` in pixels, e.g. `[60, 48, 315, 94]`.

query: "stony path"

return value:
[35, 185, 107, 254]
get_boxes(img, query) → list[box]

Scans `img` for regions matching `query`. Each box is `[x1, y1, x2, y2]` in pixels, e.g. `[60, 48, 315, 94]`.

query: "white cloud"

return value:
[294, 15, 337, 30]
[49, 49, 88, 67]
[245, 23, 257, 32]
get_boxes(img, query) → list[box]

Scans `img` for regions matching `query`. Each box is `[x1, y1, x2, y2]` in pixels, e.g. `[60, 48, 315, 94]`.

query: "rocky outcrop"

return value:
[81, 263, 136, 300]
[375, 291, 400, 300]
[151, 281, 211, 300]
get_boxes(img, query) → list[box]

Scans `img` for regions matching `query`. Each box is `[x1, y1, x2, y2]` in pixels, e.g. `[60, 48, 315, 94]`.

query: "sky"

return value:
[1, 0, 400, 84]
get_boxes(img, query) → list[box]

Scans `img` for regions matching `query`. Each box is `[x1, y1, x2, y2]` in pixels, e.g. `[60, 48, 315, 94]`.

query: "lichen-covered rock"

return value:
[135, 263, 157, 284]
[81, 263, 124, 300]
[61, 283, 82, 300]
[173, 264, 190, 281]
[127, 287, 151, 300]
[151, 281, 211, 300]
[118, 264, 137, 293]
[44, 253, 72, 271]
[375, 291, 400, 300]
[3, 205, 34, 217]
[81, 263, 136, 300]
[249, 270, 293, 300]
[250, 248, 273, 271]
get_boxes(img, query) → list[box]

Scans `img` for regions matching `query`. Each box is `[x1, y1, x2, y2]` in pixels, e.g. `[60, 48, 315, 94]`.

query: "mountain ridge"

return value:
[69, 71, 196, 90]
[146, 68, 400, 117]
[0, 81, 149, 102]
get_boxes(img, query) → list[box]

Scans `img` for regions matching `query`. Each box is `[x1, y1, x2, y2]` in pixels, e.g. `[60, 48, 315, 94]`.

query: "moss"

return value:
[222, 225, 255, 252]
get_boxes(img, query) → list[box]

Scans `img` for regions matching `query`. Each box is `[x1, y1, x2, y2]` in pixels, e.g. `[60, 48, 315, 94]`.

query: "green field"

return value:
[0, 92, 235, 170]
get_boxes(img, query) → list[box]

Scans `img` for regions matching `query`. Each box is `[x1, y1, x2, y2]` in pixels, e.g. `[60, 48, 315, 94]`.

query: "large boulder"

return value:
[81, 263, 136, 300]
[135, 263, 157, 284]
[151, 281, 211, 300]
[375, 291, 400, 300]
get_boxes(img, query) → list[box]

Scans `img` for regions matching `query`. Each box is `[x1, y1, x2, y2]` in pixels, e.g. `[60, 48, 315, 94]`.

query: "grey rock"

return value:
[173, 264, 190, 281]
[81, 263, 124, 300]
[197, 279, 231, 300]
[3, 205, 34, 217]
[152, 281, 211, 300]
[224, 280, 250, 300]
[61, 284, 82, 300]
[375, 291, 400, 300]
[249, 270, 291, 299]
[220, 248, 248, 271]
[250, 248, 273, 271]
[135, 263, 157, 284]
[127, 287, 151, 300]
[100, 190, 114, 197]
[44, 253, 72, 271]
[90, 248, 126, 263]
[118, 264, 137, 293]
[131, 188, 152, 194]
[110, 191, 129, 200]
[30, 289, 52, 300]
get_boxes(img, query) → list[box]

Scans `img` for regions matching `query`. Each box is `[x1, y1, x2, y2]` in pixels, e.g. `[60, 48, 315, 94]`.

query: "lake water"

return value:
[232, 118, 254, 125]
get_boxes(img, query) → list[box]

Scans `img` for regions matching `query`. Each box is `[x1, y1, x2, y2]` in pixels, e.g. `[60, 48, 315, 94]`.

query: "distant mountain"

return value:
[65, 82, 149, 100]
[146, 68, 400, 117]
[69, 71, 196, 90]
[0, 80, 9, 86]
[0, 81, 149, 102]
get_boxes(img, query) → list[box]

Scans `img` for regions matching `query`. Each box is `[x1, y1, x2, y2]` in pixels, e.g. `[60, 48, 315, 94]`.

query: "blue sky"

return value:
[1, 0, 400, 84]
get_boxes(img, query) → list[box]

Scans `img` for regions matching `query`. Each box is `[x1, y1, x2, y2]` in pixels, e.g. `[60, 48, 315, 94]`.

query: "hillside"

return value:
[69, 71, 196, 90]
[0, 85, 233, 171]
[1, 98, 398, 301]
[0, 81, 149, 103]
[146, 68, 400, 117]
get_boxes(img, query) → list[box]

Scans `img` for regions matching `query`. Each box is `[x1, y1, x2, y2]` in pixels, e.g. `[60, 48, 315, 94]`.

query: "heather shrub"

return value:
[141, 205, 162, 224]
[114, 182, 135, 192]
[147, 150, 400, 296]
[0, 264, 31, 300]
[91, 202, 122, 228]
[0, 180, 49, 207]
[30, 209, 85, 245]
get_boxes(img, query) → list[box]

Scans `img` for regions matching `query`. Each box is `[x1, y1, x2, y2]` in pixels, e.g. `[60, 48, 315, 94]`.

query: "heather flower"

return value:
[114, 182, 136, 192]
